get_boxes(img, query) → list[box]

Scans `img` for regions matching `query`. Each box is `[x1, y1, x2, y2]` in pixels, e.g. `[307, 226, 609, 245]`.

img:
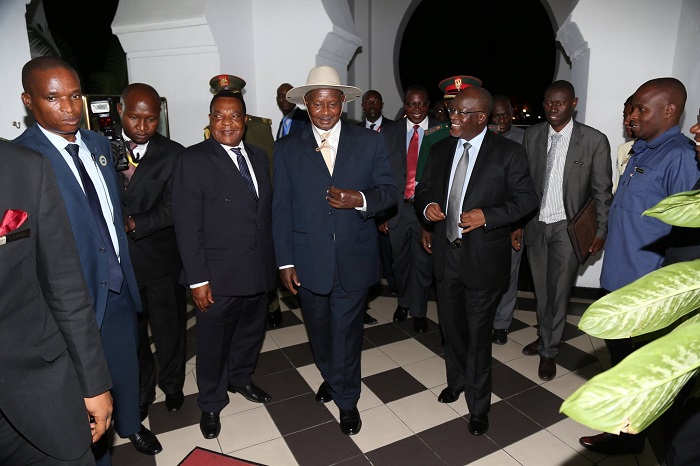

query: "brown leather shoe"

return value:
[522, 337, 540, 356]
[538, 357, 556, 381]
[579, 432, 644, 455]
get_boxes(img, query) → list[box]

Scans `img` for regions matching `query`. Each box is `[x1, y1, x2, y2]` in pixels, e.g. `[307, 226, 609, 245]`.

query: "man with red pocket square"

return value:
[0, 139, 113, 465]
[14, 56, 162, 462]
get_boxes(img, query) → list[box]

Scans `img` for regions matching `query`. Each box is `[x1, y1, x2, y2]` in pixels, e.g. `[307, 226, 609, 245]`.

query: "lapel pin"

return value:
[99, 155, 108, 166]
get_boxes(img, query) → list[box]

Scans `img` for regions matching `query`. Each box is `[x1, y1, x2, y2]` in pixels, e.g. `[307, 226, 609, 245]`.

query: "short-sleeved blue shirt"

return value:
[600, 126, 699, 291]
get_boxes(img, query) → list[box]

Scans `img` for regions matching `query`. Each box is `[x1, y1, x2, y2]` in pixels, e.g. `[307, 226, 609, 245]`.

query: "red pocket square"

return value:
[0, 209, 28, 236]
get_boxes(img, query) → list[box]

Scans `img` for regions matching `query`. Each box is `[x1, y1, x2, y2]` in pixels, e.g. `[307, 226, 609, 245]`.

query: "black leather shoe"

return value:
[139, 403, 149, 422]
[339, 407, 362, 435]
[128, 424, 162, 455]
[315, 381, 332, 403]
[413, 316, 427, 333]
[522, 337, 541, 356]
[228, 383, 271, 403]
[579, 432, 644, 455]
[393, 305, 409, 322]
[468, 413, 489, 436]
[492, 329, 508, 345]
[268, 309, 282, 328]
[165, 391, 184, 412]
[200, 411, 221, 439]
[538, 357, 556, 381]
[437, 387, 462, 403]
[363, 312, 378, 325]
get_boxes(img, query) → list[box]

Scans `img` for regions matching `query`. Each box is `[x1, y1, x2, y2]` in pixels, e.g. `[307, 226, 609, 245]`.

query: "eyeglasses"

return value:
[405, 101, 429, 109]
[446, 108, 485, 116]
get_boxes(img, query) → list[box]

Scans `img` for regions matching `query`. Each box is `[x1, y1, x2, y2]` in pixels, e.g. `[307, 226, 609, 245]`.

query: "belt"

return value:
[449, 238, 462, 248]
[403, 198, 415, 205]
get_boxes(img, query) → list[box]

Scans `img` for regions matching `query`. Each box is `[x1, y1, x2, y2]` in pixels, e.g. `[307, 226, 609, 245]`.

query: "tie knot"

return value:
[370, 123, 376, 130]
[65, 143, 80, 158]
[231, 147, 243, 156]
[413, 125, 420, 131]
[551, 133, 562, 142]
[463, 142, 472, 151]
[321, 132, 330, 140]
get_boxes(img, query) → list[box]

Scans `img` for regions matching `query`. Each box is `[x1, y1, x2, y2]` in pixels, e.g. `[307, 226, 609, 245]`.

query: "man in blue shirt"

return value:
[580, 77, 699, 456]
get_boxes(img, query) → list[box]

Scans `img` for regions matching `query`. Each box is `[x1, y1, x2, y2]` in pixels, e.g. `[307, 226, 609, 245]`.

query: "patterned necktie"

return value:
[541, 133, 562, 210]
[370, 123, 376, 131]
[405, 124, 420, 199]
[318, 132, 334, 174]
[122, 140, 138, 190]
[65, 143, 123, 292]
[231, 147, 258, 200]
[447, 142, 471, 242]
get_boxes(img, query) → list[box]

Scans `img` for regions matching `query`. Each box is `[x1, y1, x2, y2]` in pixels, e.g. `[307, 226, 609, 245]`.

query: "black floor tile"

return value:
[335, 454, 373, 465]
[255, 348, 295, 377]
[491, 363, 538, 400]
[557, 341, 599, 373]
[362, 322, 411, 347]
[280, 342, 316, 368]
[506, 386, 568, 428]
[266, 393, 334, 435]
[258, 368, 314, 404]
[271, 309, 303, 329]
[516, 296, 537, 311]
[562, 320, 587, 340]
[284, 420, 362, 466]
[362, 367, 426, 404]
[111, 441, 156, 466]
[365, 435, 445, 465]
[280, 294, 301, 311]
[508, 317, 531, 333]
[484, 400, 542, 448]
[148, 393, 200, 435]
[414, 329, 445, 357]
[361, 335, 377, 350]
[418, 417, 500, 465]
[567, 301, 592, 316]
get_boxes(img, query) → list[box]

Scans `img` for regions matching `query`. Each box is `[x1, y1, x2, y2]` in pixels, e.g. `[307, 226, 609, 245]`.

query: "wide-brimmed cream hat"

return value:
[286, 66, 362, 105]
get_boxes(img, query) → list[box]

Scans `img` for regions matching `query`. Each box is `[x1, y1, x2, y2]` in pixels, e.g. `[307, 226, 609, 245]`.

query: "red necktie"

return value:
[405, 125, 419, 199]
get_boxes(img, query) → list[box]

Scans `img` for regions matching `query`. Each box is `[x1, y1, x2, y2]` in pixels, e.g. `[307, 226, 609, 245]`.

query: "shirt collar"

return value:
[548, 118, 574, 138]
[366, 115, 383, 129]
[406, 117, 429, 132]
[38, 124, 83, 153]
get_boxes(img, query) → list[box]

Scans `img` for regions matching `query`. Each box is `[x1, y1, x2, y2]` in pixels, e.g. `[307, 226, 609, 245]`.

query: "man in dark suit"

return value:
[15, 56, 162, 461]
[519, 80, 612, 381]
[117, 83, 187, 420]
[415, 86, 537, 436]
[0, 140, 113, 465]
[273, 66, 398, 435]
[172, 91, 276, 440]
[381, 84, 440, 333]
[358, 89, 396, 324]
[276, 82, 310, 139]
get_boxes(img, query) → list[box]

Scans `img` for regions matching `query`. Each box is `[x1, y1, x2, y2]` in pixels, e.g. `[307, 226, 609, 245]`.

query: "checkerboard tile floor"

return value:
[110, 286, 661, 466]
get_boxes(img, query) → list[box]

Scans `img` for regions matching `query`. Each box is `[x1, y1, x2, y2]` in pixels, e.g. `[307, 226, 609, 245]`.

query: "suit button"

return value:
[99, 247, 106, 253]
[225, 198, 231, 202]
[329, 234, 334, 240]
[328, 211, 333, 215]
[253, 246, 257, 251]
[100, 281, 107, 287]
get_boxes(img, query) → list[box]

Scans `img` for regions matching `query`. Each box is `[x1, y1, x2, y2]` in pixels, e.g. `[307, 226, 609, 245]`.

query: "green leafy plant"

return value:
[560, 192, 700, 435]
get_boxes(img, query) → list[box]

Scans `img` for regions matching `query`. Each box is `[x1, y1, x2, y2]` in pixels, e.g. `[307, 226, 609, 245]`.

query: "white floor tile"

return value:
[505, 429, 594, 466]
[402, 356, 447, 389]
[541, 370, 588, 400]
[377, 338, 436, 367]
[467, 449, 522, 466]
[231, 437, 299, 466]
[153, 424, 221, 465]
[268, 324, 309, 349]
[566, 334, 596, 354]
[360, 347, 400, 377]
[349, 404, 414, 453]
[387, 390, 459, 433]
[218, 406, 280, 453]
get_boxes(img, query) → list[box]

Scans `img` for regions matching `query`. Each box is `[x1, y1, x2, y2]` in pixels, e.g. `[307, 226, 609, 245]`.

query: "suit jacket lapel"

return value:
[463, 132, 492, 203]
[333, 122, 356, 178]
[300, 126, 332, 178]
[532, 125, 549, 192]
[562, 121, 582, 195]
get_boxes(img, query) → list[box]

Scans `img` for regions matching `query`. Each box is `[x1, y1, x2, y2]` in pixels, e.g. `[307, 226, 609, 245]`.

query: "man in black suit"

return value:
[172, 91, 276, 440]
[0, 140, 112, 465]
[519, 80, 612, 381]
[276, 82, 310, 139]
[358, 89, 396, 324]
[416, 86, 537, 436]
[117, 83, 187, 420]
[273, 66, 398, 435]
[15, 56, 162, 460]
[381, 84, 440, 333]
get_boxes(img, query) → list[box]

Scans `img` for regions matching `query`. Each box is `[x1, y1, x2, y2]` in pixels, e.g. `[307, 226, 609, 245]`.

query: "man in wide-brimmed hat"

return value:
[272, 65, 398, 435]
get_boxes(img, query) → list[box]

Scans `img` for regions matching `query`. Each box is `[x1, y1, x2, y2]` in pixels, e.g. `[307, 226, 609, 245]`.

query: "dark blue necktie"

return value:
[231, 147, 258, 200]
[66, 143, 124, 292]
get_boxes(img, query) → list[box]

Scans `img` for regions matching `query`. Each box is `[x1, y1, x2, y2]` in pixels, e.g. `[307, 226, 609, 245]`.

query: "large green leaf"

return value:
[578, 260, 700, 338]
[561, 320, 700, 434]
[643, 190, 700, 228]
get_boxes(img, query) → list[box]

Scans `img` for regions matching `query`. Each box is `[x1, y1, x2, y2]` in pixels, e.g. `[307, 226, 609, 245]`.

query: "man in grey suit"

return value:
[519, 80, 612, 381]
[0, 140, 112, 465]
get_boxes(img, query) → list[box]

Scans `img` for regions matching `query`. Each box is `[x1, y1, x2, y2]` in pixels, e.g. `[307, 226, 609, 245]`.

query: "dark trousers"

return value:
[378, 231, 396, 290]
[493, 244, 523, 330]
[389, 204, 433, 318]
[528, 220, 580, 358]
[437, 246, 503, 415]
[0, 410, 94, 466]
[137, 276, 187, 404]
[195, 293, 267, 413]
[298, 271, 368, 410]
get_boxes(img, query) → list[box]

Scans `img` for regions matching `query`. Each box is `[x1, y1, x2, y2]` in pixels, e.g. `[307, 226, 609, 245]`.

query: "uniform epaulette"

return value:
[247, 115, 272, 126]
[425, 122, 449, 137]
